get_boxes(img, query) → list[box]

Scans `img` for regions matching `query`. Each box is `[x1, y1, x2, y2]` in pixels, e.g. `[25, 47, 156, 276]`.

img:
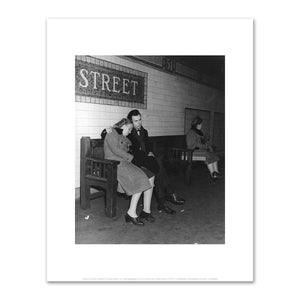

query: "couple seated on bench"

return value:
[186, 116, 221, 180]
[102, 109, 186, 226]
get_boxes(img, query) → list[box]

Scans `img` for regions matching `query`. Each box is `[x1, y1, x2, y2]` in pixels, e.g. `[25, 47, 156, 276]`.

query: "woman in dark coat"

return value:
[104, 118, 155, 226]
[186, 116, 220, 180]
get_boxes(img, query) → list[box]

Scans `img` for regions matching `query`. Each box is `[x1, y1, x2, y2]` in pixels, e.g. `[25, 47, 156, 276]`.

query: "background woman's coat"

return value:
[186, 129, 219, 165]
[104, 129, 152, 195]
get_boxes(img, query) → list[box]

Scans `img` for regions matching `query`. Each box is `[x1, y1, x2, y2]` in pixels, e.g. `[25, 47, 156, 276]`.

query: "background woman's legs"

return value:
[207, 163, 214, 175]
[206, 152, 220, 178]
[207, 162, 220, 177]
[212, 161, 219, 173]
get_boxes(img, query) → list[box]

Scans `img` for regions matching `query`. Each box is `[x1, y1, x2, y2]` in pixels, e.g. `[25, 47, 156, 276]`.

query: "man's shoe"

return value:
[211, 171, 219, 181]
[166, 193, 185, 205]
[139, 211, 156, 223]
[158, 205, 176, 215]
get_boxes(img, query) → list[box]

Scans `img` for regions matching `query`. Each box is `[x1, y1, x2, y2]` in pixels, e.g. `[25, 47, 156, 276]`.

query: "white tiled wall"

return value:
[75, 56, 225, 187]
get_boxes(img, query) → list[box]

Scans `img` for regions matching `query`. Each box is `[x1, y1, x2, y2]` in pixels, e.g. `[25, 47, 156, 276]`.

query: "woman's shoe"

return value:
[125, 213, 144, 226]
[211, 171, 219, 180]
[139, 211, 156, 223]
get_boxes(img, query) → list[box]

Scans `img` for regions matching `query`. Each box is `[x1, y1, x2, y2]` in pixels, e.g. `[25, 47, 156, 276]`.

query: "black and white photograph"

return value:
[47, 18, 253, 282]
[75, 55, 225, 244]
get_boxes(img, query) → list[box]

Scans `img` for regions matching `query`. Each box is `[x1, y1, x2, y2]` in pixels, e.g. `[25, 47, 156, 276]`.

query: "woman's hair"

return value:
[191, 116, 203, 130]
[100, 118, 132, 139]
[113, 118, 132, 128]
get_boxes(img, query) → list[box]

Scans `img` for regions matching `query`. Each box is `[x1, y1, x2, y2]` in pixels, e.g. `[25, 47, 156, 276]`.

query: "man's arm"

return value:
[144, 129, 154, 156]
[105, 133, 133, 161]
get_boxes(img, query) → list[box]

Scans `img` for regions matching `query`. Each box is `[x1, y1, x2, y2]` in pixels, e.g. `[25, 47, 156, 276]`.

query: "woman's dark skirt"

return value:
[140, 166, 155, 178]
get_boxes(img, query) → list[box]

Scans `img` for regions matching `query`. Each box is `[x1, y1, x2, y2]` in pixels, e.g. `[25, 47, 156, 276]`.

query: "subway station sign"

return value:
[75, 57, 147, 106]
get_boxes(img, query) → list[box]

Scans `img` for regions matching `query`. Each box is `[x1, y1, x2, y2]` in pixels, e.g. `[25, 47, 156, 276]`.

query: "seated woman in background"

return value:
[104, 118, 155, 226]
[186, 116, 220, 180]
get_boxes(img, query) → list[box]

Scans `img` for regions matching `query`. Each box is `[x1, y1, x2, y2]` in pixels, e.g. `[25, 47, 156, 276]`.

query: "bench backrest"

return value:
[150, 135, 186, 155]
[89, 138, 104, 158]
[81, 135, 187, 160]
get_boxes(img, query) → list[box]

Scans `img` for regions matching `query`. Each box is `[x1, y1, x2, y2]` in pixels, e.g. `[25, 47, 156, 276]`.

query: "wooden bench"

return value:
[80, 137, 119, 217]
[150, 135, 193, 184]
[151, 135, 224, 183]
[80, 135, 219, 217]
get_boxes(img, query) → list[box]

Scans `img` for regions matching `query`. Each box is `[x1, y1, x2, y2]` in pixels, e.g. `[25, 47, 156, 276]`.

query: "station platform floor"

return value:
[75, 162, 225, 244]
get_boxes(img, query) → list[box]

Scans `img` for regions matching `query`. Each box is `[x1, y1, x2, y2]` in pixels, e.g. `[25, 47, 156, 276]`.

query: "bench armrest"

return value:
[85, 156, 119, 180]
[86, 156, 120, 166]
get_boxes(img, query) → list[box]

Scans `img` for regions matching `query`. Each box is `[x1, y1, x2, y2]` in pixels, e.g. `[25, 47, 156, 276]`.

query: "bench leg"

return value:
[105, 185, 117, 218]
[185, 164, 192, 185]
[80, 184, 91, 209]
